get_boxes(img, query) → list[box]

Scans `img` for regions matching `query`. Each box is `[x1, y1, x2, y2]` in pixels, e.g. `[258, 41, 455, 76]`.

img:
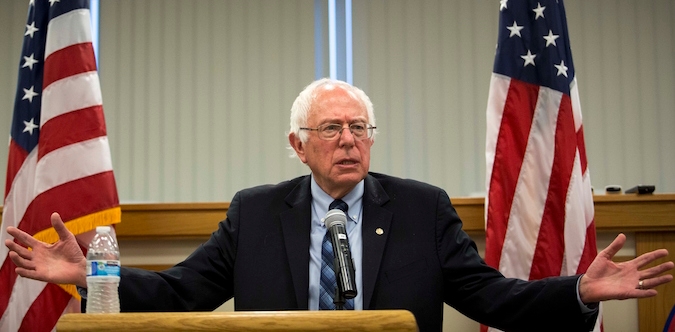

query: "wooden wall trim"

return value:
[116, 202, 230, 239]
[2, 194, 673, 239]
[120, 193, 675, 238]
[636, 232, 675, 330]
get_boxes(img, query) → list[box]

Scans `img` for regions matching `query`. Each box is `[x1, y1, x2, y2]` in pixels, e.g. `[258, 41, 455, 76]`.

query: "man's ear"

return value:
[288, 133, 307, 163]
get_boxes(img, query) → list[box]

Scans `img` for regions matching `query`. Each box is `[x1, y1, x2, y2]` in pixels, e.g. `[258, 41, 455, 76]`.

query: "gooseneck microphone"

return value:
[324, 209, 357, 300]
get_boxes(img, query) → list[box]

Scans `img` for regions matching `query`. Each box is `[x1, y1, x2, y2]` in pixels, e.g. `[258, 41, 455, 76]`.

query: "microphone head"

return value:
[324, 208, 347, 228]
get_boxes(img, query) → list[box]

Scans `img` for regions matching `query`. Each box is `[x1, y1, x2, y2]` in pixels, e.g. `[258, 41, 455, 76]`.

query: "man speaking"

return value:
[6, 78, 674, 332]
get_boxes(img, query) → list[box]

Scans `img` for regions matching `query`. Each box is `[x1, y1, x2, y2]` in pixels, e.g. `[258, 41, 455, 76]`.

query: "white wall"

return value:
[98, 0, 316, 202]
[0, 0, 29, 198]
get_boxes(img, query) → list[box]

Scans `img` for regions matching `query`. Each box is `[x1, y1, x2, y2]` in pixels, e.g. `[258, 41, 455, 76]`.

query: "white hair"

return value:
[288, 78, 377, 149]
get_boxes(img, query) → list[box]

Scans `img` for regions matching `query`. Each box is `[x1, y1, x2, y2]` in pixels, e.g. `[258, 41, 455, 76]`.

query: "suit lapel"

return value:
[361, 175, 392, 309]
[279, 177, 312, 309]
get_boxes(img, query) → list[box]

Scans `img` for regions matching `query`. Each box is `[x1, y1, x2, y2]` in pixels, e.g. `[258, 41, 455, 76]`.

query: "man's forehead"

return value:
[312, 87, 365, 113]
[309, 106, 368, 125]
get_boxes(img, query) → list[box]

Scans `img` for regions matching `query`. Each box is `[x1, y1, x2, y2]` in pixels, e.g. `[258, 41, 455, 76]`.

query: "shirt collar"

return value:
[310, 174, 364, 224]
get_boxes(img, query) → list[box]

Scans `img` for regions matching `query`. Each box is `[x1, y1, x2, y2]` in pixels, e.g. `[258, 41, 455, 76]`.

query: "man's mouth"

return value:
[338, 160, 357, 165]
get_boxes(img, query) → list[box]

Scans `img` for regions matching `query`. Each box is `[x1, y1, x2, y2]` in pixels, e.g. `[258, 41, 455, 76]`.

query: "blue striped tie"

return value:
[319, 199, 354, 310]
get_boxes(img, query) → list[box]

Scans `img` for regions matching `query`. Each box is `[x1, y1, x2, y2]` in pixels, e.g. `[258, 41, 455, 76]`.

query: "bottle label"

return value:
[87, 260, 121, 277]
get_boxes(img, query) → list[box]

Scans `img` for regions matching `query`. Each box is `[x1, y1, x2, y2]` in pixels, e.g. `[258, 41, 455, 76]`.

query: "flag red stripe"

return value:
[37, 105, 107, 161]
[42, 42, 97, 89]
[18, 283, 71, 332]
[485, 79, 540, 268]
[0, 259, 18, 317]
[529, 95, 577, 279]
[4, 140, 28, 199]
[577, 126, 588, 174]
[16, 171, 119, 237]
[577, 221, 598, 274]
[1, 172, 118, 315]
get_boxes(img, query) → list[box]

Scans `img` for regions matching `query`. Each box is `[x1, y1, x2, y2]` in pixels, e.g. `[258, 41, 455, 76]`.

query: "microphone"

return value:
[324, 209, 357, 300]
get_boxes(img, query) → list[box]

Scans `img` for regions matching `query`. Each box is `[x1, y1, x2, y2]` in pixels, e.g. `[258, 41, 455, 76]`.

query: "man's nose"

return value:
[338, 126, 356, 145]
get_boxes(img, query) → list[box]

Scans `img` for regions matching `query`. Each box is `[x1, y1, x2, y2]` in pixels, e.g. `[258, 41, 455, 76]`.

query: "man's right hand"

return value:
[5, 212, 87, 287]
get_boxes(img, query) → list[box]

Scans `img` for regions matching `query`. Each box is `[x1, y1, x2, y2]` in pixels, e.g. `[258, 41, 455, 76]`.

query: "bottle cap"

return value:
[96, 226, 111, 233]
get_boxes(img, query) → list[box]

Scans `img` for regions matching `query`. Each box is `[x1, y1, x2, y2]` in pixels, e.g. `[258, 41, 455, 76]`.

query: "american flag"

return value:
[484, 0, 600, 331]
[0, 0, 120, 330]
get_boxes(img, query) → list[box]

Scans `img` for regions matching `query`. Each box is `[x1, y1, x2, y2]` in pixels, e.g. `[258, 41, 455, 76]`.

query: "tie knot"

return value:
[329, 199, 348, 214]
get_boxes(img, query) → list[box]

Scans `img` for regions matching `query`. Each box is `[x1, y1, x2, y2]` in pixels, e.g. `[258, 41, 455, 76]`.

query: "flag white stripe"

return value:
[35, 137, 113, 196]
[0, 138, 112, 264]
[570, 78, 583, 131]
[582, 170, 594, 228]
[562, 150, 586, 276]
[40, 71, 103, 126]
[0, 149, 38, 267]
[45, 9, 92, 58]
[593, 303, 603, 332]
[0, 277, 48, 331]
[499, 87, 562, 279]
[484, 74, 511, 222]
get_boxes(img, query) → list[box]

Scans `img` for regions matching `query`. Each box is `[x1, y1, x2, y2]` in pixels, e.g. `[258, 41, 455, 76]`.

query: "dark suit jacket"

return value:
[119, 173, 597, 332]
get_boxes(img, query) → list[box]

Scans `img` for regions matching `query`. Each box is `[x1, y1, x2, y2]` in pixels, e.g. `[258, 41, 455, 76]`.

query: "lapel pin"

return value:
[376, 228, 384, 235]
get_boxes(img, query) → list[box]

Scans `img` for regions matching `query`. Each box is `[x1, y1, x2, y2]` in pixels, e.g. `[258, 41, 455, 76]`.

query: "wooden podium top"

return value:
[56, 310, 418, 332]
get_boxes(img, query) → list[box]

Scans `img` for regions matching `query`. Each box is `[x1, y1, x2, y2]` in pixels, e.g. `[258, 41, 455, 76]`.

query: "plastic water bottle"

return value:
[85, 226, 120, 313]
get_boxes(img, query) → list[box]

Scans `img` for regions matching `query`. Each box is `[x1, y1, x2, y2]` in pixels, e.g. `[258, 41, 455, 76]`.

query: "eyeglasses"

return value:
[300, 122, 376, 141]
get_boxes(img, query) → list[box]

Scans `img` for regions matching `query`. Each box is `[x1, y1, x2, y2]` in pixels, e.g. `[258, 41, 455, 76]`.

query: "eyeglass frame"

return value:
[299, 122, 377, 141]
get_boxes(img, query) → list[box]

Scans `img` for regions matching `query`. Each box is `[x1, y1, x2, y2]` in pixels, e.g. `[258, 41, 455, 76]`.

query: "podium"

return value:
[56, 310, 418, 331]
